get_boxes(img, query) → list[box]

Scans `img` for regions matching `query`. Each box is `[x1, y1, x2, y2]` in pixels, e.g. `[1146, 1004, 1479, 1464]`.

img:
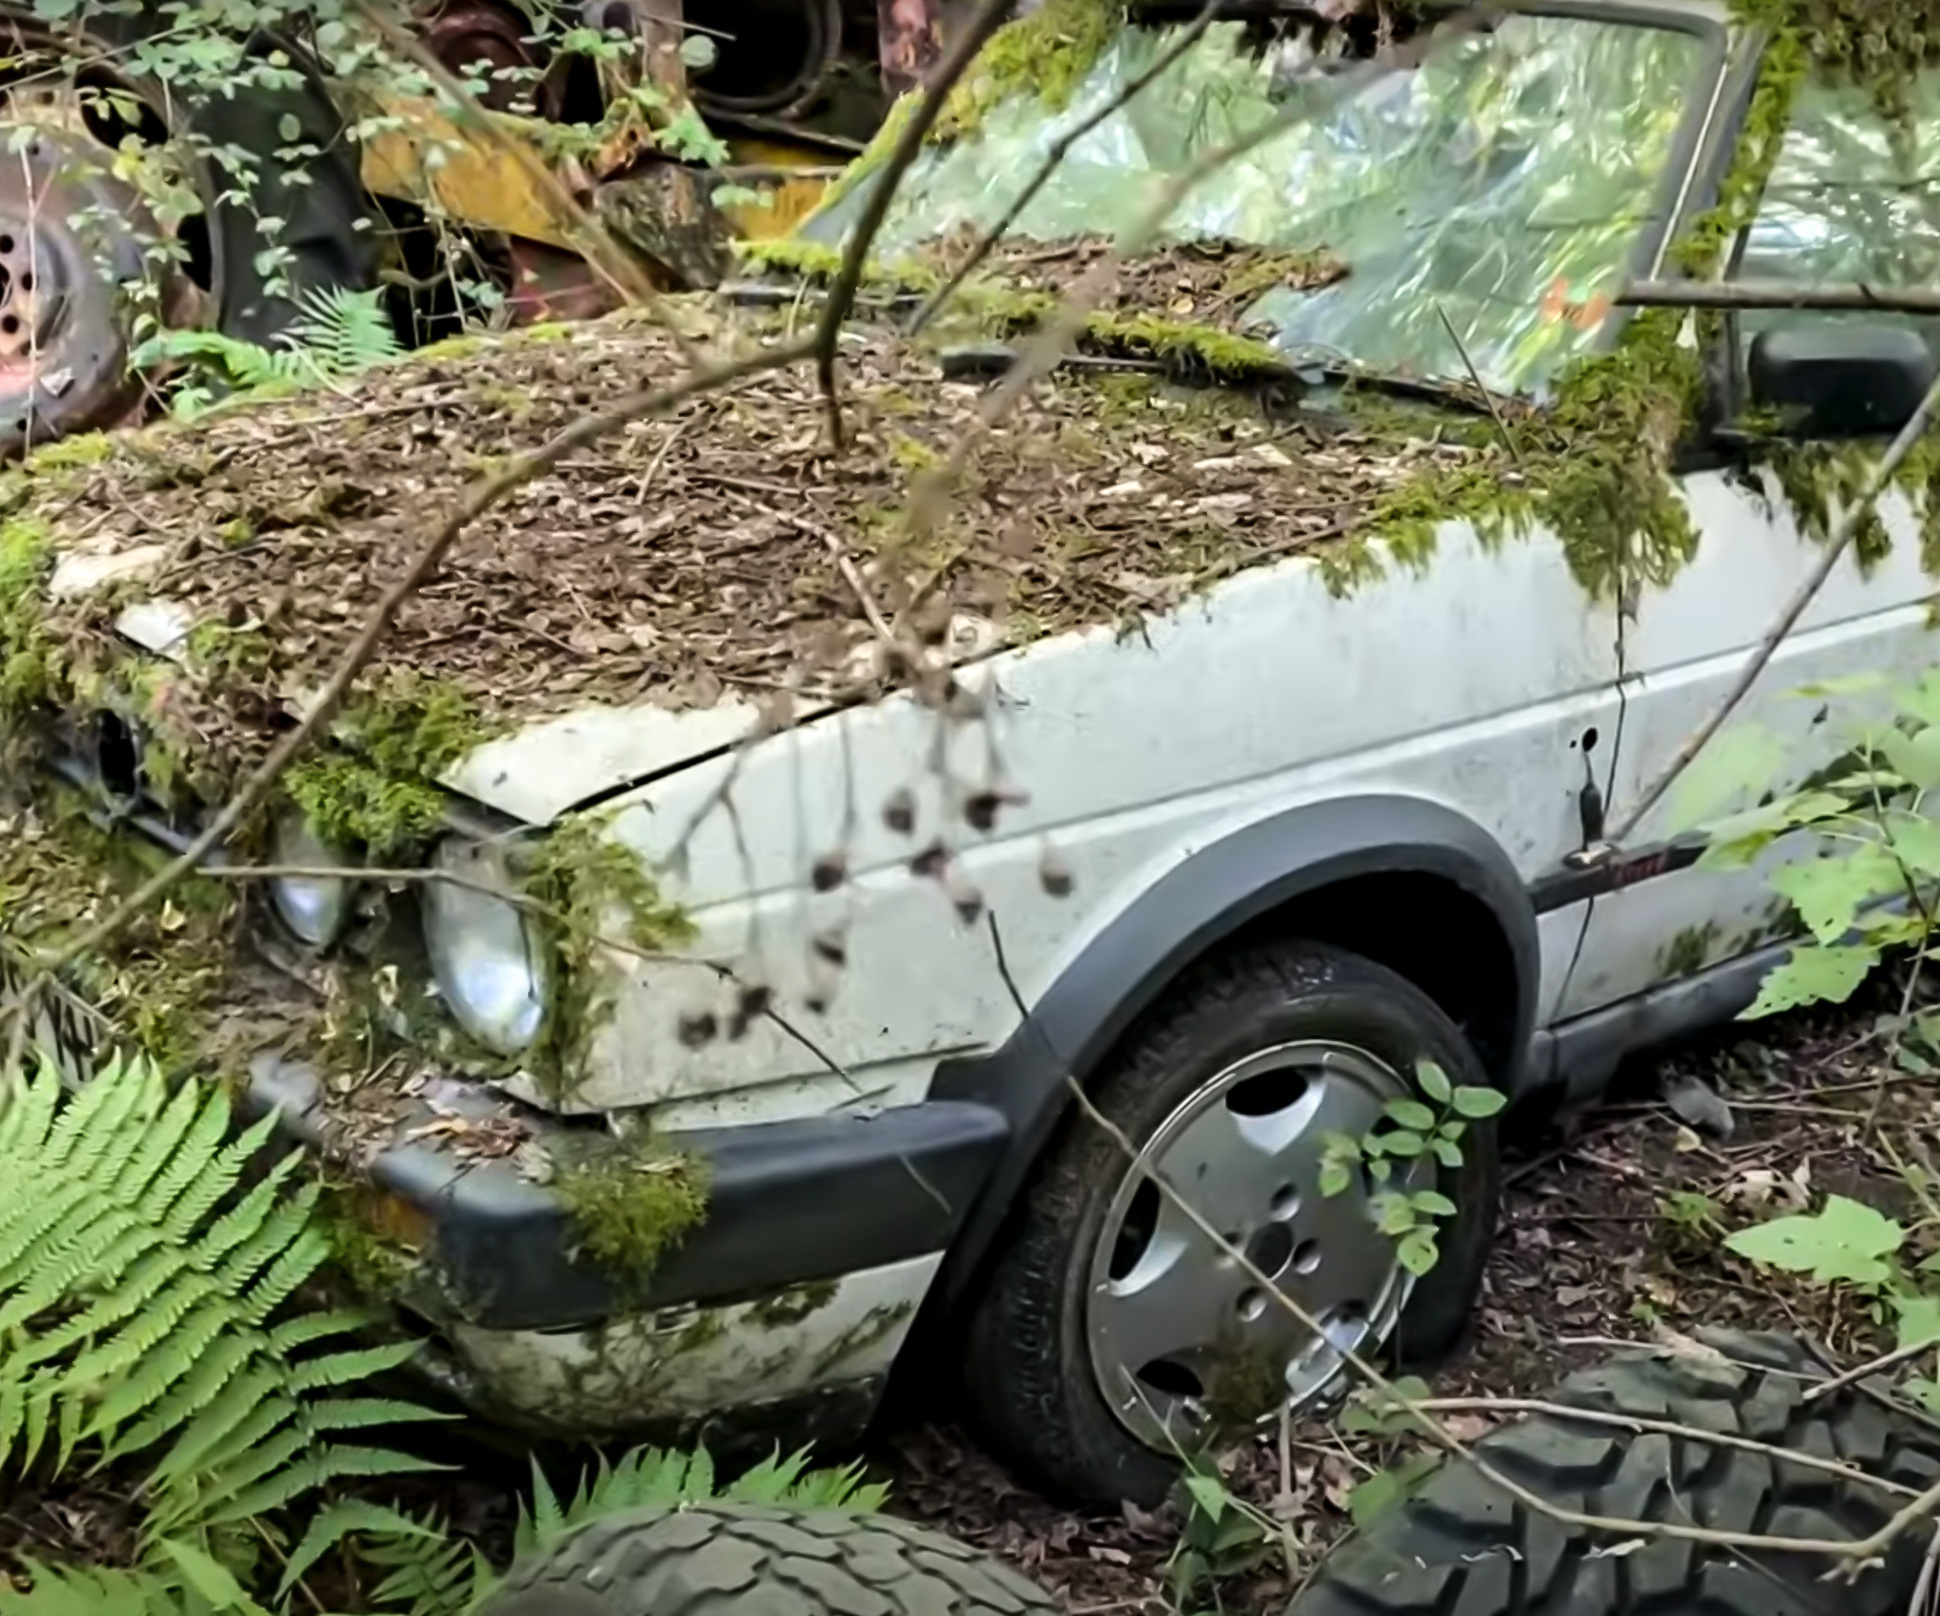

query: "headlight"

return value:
[270, 814, 352, 948]
[423, 836, 551, 1056]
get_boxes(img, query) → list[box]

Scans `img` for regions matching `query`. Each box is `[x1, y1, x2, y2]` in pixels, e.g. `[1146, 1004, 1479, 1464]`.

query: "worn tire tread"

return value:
[478, 1502, 1060, 1616]
[1290, 1329, 1940, 1616]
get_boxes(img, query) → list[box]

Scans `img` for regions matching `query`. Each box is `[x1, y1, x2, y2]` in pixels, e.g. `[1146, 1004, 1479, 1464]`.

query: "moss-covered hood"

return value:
[2, 250, 1489, 829]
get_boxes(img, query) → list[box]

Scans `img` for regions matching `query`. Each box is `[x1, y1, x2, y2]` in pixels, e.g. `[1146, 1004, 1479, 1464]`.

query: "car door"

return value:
[1559, 47, 1940, 1022]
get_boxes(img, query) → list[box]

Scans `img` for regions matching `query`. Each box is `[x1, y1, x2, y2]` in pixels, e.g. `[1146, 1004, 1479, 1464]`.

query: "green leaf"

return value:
[1183, 1471, 1228, 1523]
[1385, 1098, 1436, 1132]
[1451, 1086, 1506, 1119]
[1431, 1138, 1463, 1169]
[1667, 724, 1788, 834]
[1347, 1455, 1438, 1527]
[1396, 1228, 1439, 1275]
[1382, 1130, 1427, 1158]
[1876, 724, 1940, 791]
[1412, 1190, 1458, 1218]
[679, 32, 718, 67]
[1416, 1059, 1452, 1104]
[1723, 1195, 1905, 1286]
[1897, 668, 1940, 726]
[1885, 813, 1940, 878]
[1892, 1294, 1940, 1353]
[1318, 1160, 1352, 1197]
[1743, 944, 1878, 1018]
[1373, 1194, 1417, 1236]
[156, 1536, 265, 1612]
[1770, 847, 1902, 944]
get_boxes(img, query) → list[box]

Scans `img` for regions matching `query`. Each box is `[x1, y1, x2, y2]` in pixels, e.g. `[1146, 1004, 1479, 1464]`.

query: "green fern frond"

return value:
[516, 1442, 890, 1559]
[0, 1055, 442, 1568]
[0, 1562, 191, 1616]
[280, 1500, 441, 1599]
[362, 1512, 494, 1616]
[287, 285, 403, 378]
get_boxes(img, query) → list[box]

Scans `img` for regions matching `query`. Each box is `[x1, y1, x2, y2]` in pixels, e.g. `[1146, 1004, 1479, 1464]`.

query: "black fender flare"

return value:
[928, 792, 1539, 1304]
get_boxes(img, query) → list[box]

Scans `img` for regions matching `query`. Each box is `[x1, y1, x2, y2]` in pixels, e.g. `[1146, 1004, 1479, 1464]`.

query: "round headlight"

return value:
[423, 836, 551, 1056]
[270, 815, 352, 948]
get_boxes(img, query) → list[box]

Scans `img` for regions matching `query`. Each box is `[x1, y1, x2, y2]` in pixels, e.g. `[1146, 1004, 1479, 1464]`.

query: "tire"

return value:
[475, 1503, 1061, 1616]
[962, 940, 1501, 1507]
[1290, 1330, 1940, 1616]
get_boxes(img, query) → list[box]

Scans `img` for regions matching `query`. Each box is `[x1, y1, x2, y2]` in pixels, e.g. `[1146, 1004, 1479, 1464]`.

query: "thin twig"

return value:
[1610, 365, 1940, 845]
[810, 0, 1016, 449]
[904, 1, 1221, 336]
[1433, 299, 1522, 466]
[1802, 1334, 1940, 1405]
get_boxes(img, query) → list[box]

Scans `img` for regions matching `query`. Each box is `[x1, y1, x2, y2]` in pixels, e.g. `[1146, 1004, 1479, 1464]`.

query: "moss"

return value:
[284, 671, 496, 858]
[1657, 921, 1722, 980]
[22, 432, 117, 476]
[934, 0, 1124, 142]
[317, 1184, 425, 1303]
[416, 333, 490, 363]
[1076, 310, 1290, 385]
[0, 516, 54, 723]
[554, 1134, 711, 1282]
[524, 812, 696, 1095]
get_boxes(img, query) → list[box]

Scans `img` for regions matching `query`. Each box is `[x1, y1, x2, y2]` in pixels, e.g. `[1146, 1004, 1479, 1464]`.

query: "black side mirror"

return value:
[1746, 323, 1937, 440]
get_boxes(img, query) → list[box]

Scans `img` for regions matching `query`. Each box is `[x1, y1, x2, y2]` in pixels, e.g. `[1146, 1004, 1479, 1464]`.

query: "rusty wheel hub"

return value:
[0, 82, 195, 456]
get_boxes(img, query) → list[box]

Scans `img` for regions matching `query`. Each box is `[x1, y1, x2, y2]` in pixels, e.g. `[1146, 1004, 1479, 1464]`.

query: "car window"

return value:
[1733, 66, 1940, 361]
[813, 13, 1709, 399]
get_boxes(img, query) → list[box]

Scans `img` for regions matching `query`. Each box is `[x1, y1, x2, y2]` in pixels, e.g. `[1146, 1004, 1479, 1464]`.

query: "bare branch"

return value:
[1620, 278, 1940, 316]
[904, 0, 1221, 336]
[810, 0, 1017, 449]
[1609, 364, 1940, 846]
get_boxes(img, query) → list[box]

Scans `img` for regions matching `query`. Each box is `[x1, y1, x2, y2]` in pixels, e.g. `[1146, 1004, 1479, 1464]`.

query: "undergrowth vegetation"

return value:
[0, 1053, 888, 1614]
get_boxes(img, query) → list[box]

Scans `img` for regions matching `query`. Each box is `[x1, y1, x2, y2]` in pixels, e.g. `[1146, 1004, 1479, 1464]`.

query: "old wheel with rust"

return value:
[0, 10, 381, 456]
[475, 1503, 1061, 1616]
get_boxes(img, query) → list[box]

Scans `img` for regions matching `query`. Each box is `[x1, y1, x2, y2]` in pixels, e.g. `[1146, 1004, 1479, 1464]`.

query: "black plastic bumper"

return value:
[247, 1060, 1009, 1333]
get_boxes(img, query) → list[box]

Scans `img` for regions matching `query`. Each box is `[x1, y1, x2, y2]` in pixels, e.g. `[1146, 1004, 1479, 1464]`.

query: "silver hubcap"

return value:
[1085, 1040, 1423, 1450]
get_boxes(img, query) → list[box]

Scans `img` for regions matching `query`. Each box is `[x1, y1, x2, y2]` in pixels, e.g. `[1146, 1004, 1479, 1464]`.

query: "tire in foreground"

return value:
[1289, 1329, 1940, 1616]
[477, 1501, 1060, 1616]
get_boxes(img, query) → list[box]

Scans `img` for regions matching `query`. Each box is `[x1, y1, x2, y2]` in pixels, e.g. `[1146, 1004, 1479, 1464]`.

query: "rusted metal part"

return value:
[419, 0, 565, 118]
[358, 91, 597, 254]
[0, 81, 198, 454]
[688, 0, 843, 116]
[591, 164, 735, 287]
[878, 0, 946, 96]
[504, 239, 628, 323]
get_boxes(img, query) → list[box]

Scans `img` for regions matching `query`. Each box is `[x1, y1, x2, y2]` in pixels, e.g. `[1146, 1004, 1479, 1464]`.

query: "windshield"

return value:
[805, 12, 1709, 398]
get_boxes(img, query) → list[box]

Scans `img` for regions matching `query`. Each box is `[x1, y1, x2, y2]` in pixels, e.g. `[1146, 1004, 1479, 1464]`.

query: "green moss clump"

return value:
[555, 1134, 711, 1281]
[317, 1184, 425, 1302]
[1077, 310, 1290, 384]
[0, 517, 54, 722]
[284, 671, 496, 858]
[524, 812, 696, 1095]
[731, 236, 940, 295]
[934, 0, 1124, 141]
[22, 432, 117, 476]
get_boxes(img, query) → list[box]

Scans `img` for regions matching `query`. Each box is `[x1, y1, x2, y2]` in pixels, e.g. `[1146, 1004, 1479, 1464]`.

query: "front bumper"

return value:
[246, 1058, 1009, 1333]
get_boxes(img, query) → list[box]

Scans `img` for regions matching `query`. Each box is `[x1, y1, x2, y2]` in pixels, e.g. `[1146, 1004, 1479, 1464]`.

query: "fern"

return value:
[360, 1510, 495, 1616]
[514, 1441, 889, 1560]
[130, 286, 403, 419]
[0, 1056, 447, 1561]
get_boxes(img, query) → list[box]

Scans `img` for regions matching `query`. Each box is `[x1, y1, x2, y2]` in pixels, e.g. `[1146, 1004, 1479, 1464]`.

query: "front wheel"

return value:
[962, 940, 1502, 1506]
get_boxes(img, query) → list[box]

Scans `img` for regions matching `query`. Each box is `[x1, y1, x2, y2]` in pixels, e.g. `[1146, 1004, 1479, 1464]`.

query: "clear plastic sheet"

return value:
[1738, 70, 1940, 355]
[808, 15, 1705, 397]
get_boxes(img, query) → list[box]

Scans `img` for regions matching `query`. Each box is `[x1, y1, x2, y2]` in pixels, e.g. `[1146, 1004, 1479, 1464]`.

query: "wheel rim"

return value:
[0, 36, 206, 453]
[1084, 1039, 1424, 1451]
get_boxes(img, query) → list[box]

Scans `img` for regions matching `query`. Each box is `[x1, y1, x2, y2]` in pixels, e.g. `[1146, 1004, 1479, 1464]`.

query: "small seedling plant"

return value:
[1318, 1057, 1505, 1276]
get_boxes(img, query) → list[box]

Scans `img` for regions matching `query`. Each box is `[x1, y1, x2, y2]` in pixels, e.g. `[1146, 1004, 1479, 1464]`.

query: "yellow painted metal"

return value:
[358, 92, 589, 253]
[717, 136, 845, 240]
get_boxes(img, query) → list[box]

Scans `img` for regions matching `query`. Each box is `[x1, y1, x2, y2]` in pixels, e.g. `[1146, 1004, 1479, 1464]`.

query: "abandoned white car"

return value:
[1, 0, 1933, 1507]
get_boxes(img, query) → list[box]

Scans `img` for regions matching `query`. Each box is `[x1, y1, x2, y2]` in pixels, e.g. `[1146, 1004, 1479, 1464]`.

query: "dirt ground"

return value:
[878, 978, 1937, 1615]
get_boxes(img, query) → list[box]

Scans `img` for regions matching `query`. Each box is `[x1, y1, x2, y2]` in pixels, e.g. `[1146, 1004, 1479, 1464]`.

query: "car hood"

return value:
[19, 254, 1480, 829]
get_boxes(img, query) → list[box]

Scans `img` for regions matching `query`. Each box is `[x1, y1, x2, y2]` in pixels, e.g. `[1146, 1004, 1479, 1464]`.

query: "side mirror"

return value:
[1746, 323, 1937, 440]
